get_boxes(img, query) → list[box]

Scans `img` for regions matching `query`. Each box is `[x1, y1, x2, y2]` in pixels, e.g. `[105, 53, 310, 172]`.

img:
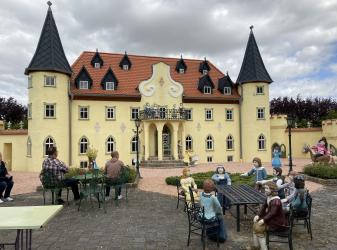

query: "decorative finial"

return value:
[226, 71, 228, 75]
[125, 50, 127, 55]
[47, 1, 52, 7]
[250, 25, 254, 30]
[180, 54, 183, 59]
[204, 57, 207, 61]
[96, 48, 98, 52]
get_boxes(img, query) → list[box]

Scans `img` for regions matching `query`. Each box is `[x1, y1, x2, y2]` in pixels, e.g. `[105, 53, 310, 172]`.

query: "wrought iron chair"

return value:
[176, 178, 185, 209]
[291, 191, 313, 240]
[77, 171, 106, 213]
[104, 166, 130, 206]
[185, 201, 220, 250]
[39, 170, 69, 205]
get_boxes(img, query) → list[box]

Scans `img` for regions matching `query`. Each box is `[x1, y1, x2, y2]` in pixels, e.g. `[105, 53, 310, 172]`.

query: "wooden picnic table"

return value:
[216, 184, 266, 232]
[0, 205, 63, 249]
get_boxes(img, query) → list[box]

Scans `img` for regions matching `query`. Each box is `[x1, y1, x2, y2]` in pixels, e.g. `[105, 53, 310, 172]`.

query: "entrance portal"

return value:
[162, 125, 171, 157]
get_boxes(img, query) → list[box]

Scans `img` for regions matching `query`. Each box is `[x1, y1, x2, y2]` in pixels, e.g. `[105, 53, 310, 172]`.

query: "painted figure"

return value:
[241, 157, 267, 187]
[180, 167, 199, 203]
[290, 175, 308, 217]
[258, 167, 288, 199]
[271, 146, 282, 168]
[211, 165, 231, 209]
[281, 171, 300, 211]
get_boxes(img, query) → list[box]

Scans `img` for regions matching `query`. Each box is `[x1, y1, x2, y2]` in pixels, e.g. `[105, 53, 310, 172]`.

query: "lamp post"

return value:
[134, 116, 142, 178]
[287, 115, 294, 173]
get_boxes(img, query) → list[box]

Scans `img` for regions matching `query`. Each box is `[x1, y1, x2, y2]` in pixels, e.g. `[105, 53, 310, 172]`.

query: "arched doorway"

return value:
[162, 125, 171, 158]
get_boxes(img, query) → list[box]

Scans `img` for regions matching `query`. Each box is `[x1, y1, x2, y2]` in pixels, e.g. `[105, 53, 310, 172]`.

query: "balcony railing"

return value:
[139, 108, 187, 121]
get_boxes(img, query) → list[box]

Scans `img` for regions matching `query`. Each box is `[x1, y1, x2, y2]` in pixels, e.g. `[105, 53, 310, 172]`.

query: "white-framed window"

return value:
[44, 103, 55, 118]
[79, 80, 89, 89]
[44, 76, 55, 87]
[106, 82, 115, 90]
[226, 135, 234, 150]
[179, 68, 185, 74]
[27, 137, 32, 157]
[80, 161, 88, 168]
[131, 108, 140, 120]
[79, 106, 89, 119]
[227, 155, 233, 162]
[207, 156, 213, 162]
[185, 136, 193, 151]
[106, 136, 115, 153]
[123, 64, 129, 70]
[205, 109, 213, 121]
[94, 62, 100, 68]
[44, 137, 55, 156]
[256, 86, 264, 94]
[28, 75, 33, 88]
[28, 103, 32, 119]
[106, 106, 115, 120]
[258, 134, 266, 150]
[185, 109, 192, 120]
[203, 86, 212, 94]
[203, 69, 208, 75]
[257, 107, 265, 119]
[79, 137, 88, 154]
[206, 135, 214, 150]
[224, 87, 231, 95]
[131, 136, 139, 153]
[226, 109, 233, 121]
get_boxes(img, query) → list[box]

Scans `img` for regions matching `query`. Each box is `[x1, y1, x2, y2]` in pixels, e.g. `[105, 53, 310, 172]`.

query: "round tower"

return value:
[237, 26, 273, 163]
[25, 2, 72, 172]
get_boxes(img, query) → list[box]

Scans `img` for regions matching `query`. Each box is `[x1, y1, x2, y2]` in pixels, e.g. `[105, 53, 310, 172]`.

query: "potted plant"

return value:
[86, 147, 98, 169]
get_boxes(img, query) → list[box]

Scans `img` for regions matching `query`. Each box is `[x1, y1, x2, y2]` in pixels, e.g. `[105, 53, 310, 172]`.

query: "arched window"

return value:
[131, 136, 139, 153]
[44, 136, 55, 156]
[27, 137, 32, 156]
[79, 137, 89, 154]
[185, 135, 193, 151]
[206, 135, 214, 150]
[106, 136, 115, 153]
[226, 135, 234, 150]
[258, 134, 266, 150]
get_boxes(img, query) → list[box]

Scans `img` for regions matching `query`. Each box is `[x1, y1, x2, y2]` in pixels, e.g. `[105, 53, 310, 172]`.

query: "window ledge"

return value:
[257, 149, 267, 151]
[44, 117, 56, 119]
[226, 149, 235, 151]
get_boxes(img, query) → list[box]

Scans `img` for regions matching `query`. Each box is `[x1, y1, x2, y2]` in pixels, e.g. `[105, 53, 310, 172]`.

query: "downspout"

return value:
[68, 80, 73, 166]
[239, 83, 243, 160]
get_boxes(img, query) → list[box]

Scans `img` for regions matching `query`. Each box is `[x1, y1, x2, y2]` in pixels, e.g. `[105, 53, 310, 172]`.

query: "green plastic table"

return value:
[0, 205, 63, 249]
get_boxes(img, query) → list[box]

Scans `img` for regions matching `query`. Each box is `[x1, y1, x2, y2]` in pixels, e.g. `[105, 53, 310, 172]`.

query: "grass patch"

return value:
[165, 171, 272, 188]
[303, 164, 337, 179]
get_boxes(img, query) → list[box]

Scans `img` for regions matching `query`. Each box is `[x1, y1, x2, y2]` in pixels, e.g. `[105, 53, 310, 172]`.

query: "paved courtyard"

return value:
[1, 185, 337, 249]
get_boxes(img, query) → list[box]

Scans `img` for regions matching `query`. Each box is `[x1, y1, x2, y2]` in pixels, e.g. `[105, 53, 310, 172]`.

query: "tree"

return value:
[0, 97, 27, 124]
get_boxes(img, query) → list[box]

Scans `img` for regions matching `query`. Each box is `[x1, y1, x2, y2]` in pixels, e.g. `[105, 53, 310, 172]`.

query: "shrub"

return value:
[124, 166, 137, 183]
[165, 171, 272, 188]
[303, 164, 337, 179]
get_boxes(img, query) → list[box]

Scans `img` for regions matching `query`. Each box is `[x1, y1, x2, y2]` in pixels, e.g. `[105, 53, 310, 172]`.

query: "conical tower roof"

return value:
[25, 2, 72, 76]
[236, 26, 272, 84]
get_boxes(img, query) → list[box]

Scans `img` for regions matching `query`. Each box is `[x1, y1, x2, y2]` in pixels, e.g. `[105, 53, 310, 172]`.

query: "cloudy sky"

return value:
[1, 0, 337, 104]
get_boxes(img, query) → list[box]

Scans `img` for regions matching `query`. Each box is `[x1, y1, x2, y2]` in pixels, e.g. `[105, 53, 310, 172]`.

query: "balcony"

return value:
[138, 108, 188, 121]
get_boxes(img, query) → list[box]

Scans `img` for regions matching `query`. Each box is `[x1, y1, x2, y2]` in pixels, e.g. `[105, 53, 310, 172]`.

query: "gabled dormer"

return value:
[199, 57, 211, 75]
[75, 66, 92, 89]
[198, 74, 214, 94]
[119, 51, 132, 70]
[218, 72, 234, 95]
[101, 66, 119, 90]
[176, 55, 187, 74]
[91, 49, 104, 69]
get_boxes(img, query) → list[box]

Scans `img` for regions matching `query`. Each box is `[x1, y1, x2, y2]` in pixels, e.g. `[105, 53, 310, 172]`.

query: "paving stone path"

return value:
[0, 186, 336, 249]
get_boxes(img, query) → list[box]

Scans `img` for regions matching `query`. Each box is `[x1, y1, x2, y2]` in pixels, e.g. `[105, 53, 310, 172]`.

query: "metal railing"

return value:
[138, 108, 188, 121]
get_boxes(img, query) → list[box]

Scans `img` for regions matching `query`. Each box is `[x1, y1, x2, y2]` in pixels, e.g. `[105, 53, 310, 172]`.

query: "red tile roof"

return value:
[71, 52, 240, 100]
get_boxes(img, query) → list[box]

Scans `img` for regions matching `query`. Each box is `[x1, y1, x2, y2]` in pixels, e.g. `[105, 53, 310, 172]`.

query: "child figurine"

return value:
[180, 167, 199, 203]
[199, 179, 227, 243]
[240, 157, 267, 188]
[271, 146, 282, 169]
[212, 166, 231, 210]
[257, 167, 288, 199]
[290, 175, 308, 217]
[281, 171, 299, 211]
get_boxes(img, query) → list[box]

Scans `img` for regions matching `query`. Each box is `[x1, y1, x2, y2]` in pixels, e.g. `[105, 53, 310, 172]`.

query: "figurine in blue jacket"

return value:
[240, 157, 267, 188]
[212, 166, 231, 209]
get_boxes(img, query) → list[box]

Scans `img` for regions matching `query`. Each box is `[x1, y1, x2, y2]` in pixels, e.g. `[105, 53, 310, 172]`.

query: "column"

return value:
[172, 123, 178, 160]
[144, 122, 149, 160]
[157, 123, 163, 160]
[181, 123, 186, 153]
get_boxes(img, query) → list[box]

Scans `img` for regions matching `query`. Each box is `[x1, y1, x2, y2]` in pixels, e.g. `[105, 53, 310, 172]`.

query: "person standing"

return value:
[0, 152, 14, 203]
[41, 146, 80, 204]
[105, 151, 125, 200]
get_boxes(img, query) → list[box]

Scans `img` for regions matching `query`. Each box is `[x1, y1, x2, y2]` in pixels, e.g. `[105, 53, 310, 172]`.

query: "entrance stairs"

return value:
[141, 157, 186, 168]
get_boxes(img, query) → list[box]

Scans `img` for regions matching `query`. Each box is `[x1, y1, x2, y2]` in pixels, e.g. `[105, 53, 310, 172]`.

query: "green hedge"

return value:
[165, 171, 272, 188]
[303, 164, 337, 179]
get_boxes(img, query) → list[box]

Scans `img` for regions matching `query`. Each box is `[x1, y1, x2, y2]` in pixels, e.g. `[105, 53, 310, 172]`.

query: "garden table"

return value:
[0, 205, 63, 249]
[216, 184, 266, 232]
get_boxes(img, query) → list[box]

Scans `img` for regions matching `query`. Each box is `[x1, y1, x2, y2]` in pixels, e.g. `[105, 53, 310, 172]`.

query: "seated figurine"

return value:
[257, 167, 288, 199]
[290, 175, 308, 217]
[240, 157, 267, 189]
[180, 167, 199, 204]
[281, 171, 300, 211]
[211, 166, 231, 209]
[252, 182, 288, 250]
[199, 179, 227, 243]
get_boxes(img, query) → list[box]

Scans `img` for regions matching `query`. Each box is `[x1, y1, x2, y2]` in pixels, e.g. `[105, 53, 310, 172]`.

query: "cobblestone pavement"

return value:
[1, 186, 336, 250]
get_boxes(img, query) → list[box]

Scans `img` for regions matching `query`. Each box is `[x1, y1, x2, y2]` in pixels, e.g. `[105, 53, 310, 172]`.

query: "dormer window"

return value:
[123, 64, 129, 70]
[91, 50, 104, 68]
[204, 86, 212, 94]
[94, 63, 100, 69]
[179, 68, 185, 74]
[224, 87, 231, 95]
[106, 82, 115, 90]
[119, 52, 132, 70]
[79, 81, 89, 89]
[203, 70, 208, 75]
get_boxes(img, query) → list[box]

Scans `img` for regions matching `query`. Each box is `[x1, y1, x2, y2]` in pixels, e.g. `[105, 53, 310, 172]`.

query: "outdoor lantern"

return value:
[286, 115, 294, 128]
[135, 116, 141, 128]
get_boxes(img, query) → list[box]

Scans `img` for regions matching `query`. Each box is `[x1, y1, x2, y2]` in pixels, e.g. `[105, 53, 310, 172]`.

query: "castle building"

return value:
[1, 3, 334, 172]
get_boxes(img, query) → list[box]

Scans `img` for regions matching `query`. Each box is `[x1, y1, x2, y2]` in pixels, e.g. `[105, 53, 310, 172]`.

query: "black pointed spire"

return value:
[25, 2, 71, 76]
[176, 54, 187, 73]
[236, 26, 272, 84]
[119, 51, 132, 70]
